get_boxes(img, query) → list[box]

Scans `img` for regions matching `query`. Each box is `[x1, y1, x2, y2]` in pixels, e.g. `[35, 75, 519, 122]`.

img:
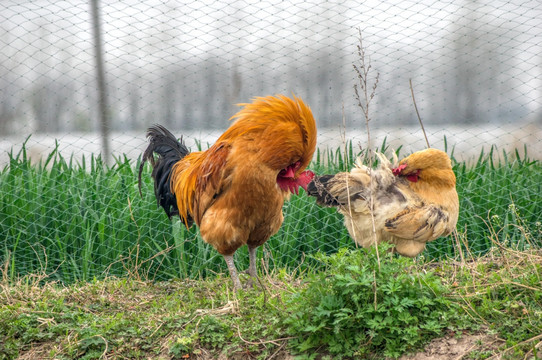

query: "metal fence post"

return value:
[89, 0, 110, 164]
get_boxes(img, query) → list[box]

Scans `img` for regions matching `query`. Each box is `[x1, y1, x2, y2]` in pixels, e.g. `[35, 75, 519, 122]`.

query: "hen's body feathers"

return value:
[307, 149, 459, 257]
[139, 95, 317, 290]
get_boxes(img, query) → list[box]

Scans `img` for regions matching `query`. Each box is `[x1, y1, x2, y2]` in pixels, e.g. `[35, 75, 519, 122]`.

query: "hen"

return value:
[138, 95, 317, 290]
[307, 149, 459, 257]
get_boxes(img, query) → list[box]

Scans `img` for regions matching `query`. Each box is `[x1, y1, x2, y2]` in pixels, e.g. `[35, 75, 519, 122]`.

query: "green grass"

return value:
[447, 145, 542, 255]
[0, 140, 541, 283]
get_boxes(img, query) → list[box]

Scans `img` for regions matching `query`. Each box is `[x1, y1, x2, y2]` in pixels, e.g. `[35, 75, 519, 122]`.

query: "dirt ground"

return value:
[399, 331, 504, 360]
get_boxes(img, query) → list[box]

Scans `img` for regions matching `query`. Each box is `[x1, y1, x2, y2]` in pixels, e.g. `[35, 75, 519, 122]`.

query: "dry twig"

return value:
[409, 78, 431, 148]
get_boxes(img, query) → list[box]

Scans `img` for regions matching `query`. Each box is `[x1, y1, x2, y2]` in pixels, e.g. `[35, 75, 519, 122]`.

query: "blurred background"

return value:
[1, 0, 541, 164]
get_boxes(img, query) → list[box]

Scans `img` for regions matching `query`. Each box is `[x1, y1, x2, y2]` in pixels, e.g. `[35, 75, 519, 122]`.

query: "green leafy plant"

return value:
[286, 245, 458, 358]
[197, 315, 233, 348]
[169, 334, 197, 358]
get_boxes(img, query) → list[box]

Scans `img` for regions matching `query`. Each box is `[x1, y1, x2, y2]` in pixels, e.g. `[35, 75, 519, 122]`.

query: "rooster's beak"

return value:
[283, 167, 295, 179]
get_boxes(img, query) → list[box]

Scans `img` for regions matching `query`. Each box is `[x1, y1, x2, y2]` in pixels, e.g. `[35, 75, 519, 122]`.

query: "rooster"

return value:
[307, 149, 459, 257]
[138, 95, 317, 290]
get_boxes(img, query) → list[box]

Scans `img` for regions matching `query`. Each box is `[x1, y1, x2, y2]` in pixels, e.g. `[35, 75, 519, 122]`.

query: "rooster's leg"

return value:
[223, 254, 242, 291]
[247, 246, 258, 279]
[243, 246, 258, 289]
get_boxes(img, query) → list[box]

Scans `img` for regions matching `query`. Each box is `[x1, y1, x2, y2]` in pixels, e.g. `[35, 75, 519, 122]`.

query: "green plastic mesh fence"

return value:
[1, 0, 541, 283]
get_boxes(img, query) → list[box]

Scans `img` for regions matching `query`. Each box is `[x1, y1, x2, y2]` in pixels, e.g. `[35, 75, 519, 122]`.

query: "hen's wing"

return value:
[384, 203, 451, 243]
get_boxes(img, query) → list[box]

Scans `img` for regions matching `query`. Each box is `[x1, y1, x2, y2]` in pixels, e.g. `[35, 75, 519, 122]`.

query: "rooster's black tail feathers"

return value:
[138, 125, 190, 220]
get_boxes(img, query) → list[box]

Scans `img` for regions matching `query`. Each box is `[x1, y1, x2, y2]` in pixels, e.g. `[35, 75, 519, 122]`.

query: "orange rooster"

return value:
[138, 95, 317, 290]
[307, 149, 459, 257]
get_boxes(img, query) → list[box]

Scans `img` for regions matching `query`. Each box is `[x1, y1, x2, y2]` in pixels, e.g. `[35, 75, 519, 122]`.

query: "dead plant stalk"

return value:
[353, 28, 380, 268]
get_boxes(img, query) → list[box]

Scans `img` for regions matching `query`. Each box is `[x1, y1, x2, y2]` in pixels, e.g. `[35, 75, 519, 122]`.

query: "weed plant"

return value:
[286, 245, 458, 358]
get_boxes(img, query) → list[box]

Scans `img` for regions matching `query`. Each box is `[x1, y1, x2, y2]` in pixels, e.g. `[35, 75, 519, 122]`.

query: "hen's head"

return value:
[392, 148, 455, 185]
[277, 161, 315, 194]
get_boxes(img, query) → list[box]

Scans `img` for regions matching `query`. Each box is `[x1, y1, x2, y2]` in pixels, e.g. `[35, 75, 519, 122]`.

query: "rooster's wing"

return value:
[192, 141, 232, 224]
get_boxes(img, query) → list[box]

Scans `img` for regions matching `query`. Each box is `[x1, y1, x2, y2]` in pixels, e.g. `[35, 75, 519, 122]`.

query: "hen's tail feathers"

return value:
[138, 124, 190, 220]
[307, 175, 342, 207]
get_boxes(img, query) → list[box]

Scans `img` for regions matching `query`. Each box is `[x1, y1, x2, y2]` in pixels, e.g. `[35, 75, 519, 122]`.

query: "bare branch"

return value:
[409, 78, 431, 148]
